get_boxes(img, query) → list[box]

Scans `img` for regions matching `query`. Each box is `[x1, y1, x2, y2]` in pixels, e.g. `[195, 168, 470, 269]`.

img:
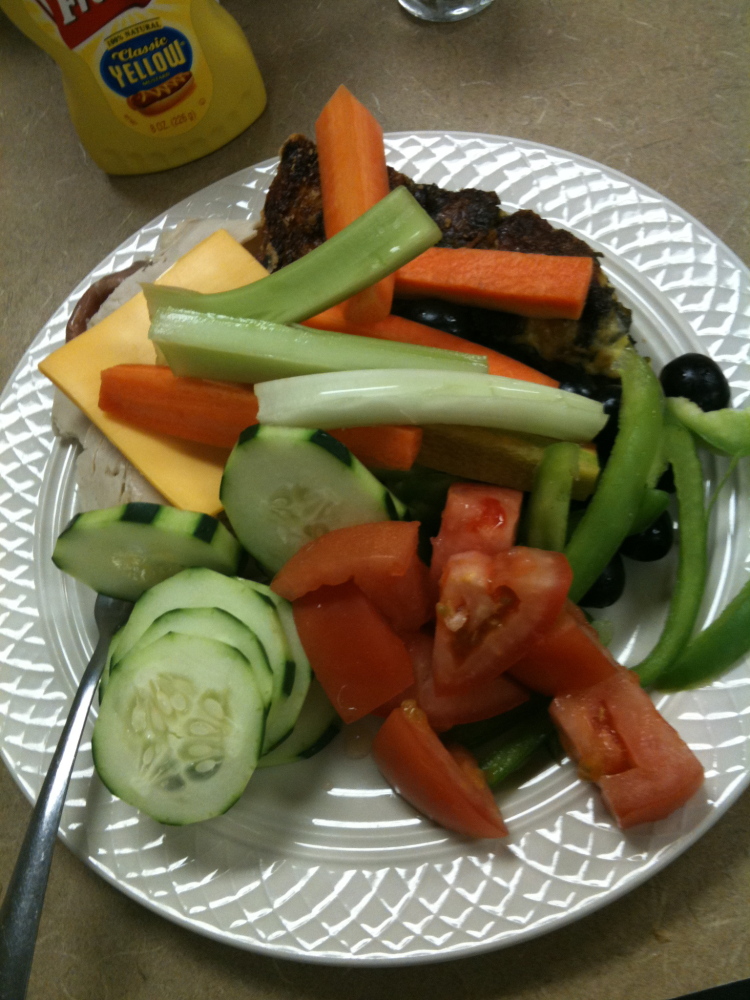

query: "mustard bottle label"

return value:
[27, 1, 213, 138]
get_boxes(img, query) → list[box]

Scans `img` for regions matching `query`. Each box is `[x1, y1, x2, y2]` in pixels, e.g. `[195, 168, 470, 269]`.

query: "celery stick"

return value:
[254, 369, 608, 442]
[150, 308, 487, 382]
[143, 187, 442, 322]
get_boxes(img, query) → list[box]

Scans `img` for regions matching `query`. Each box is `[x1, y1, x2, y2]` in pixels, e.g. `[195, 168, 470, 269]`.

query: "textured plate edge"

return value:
[0, 132, 748, 966]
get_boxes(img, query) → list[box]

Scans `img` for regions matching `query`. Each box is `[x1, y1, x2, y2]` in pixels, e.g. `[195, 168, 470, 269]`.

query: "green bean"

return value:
[566, 348, 663, 603]
[478, 714, 554, 788]
[443, 699, 547, 749]
[526, 442, 579, 552]
[657, 574, 750, 689]
[635, 416, 707, 687]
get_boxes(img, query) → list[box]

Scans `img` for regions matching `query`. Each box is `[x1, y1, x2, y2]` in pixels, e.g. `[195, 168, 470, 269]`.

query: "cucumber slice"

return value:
[242, 580, 312, 751]
[220, 425, 407, 574]
[258, 680, 341, 768]
[106, 568, 296, 752]
[93, 632, 265, 825]
[99, 628, 124, 701]
[53, 503, 243, 602]
[124, 607, 274, 710]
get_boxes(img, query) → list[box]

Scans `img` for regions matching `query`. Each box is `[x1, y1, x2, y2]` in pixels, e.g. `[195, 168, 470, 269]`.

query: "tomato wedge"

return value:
[406, 630, 529, 731]
[292, 582, 415, 723]
[433, 548, 572, 693]
[272, 521, 434, 633]
[355, 549, 434, 634]
[372, 700, 508, 839]
[430, 483, 523, 584]
[509, 602, 617, 695]
[550, 667, 704, 828]
[370, 683, 417, 718]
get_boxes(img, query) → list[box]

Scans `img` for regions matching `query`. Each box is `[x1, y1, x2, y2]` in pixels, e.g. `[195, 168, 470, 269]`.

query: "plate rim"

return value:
[1, 130, 749, 966]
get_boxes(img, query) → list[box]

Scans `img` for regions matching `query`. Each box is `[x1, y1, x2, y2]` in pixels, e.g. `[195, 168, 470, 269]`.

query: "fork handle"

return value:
[0, 631, 111, 1000]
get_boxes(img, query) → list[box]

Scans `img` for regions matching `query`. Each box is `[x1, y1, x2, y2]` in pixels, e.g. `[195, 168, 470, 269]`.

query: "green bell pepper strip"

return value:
[656, 573, 750, 689]
[526, 442, 579, 552]
[629, 487, 671, 536]
[634, 415, 708, 687]
[667, 396, 750, 457]
[566, 348, 664, 603]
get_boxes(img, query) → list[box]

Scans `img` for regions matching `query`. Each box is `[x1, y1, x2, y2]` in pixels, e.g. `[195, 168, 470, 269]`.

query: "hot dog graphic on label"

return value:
[101, 25, 195, 117]
[126, 70, 195, 116]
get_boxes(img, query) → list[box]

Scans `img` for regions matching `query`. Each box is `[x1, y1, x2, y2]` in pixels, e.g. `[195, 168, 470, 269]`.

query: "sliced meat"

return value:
[75, 424, 166, 509]
[66, 262, 146, 341]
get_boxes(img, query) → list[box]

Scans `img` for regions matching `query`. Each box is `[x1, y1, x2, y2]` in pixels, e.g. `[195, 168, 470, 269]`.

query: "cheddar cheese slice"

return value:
[39, 230, 268, 514]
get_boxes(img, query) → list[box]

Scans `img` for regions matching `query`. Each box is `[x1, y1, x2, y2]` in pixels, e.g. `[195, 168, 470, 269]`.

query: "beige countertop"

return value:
[1, 2, 749, 998]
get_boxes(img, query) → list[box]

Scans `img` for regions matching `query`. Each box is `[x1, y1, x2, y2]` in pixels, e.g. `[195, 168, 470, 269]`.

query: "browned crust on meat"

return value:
[494, 209, 600, 260]
[260, 137, 603, 267]
[387, 168, 505, 249]
[258, 134, 631, 375]
[258, 135, 325, 271]
[260, 136, 511, 269]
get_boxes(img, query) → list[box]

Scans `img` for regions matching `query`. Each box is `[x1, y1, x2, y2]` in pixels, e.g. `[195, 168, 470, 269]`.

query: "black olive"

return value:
[391, 298, 474, 339]
[593, 405, 619, 469]
[659, 353, 730, 412]
[584, 381, 621, 467]
[594, 380, 622, 412]
[468, 306, 526, 347]
[558, 373, 599, 399]
[620, 510, 674, 562]
[580, 552, 626, 608]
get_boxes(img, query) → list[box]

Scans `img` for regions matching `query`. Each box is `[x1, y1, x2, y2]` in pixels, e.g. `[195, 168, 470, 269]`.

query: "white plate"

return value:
[1, 133, 749, 966]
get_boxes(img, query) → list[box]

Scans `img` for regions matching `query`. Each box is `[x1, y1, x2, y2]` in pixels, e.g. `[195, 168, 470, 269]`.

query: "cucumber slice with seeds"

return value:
[53, 503, 243, 602]
[107, 568, 294, 752]
[220, 425, 406, 574]
[125, 607, 274, 710]
[93, 632, 265, 825]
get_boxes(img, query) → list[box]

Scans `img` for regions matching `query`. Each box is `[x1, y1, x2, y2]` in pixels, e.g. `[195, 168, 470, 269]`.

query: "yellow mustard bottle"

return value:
[0, 0, 266, 174]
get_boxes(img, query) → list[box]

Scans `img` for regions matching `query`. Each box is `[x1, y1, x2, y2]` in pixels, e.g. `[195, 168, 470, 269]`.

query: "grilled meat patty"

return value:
[257, 134, 631, 378]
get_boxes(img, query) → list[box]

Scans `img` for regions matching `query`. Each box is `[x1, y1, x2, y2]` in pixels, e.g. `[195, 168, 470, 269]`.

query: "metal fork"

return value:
[0, 593, 132, 1000]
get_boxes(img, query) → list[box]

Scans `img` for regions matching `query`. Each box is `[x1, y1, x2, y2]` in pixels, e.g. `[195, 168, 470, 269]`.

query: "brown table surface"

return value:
[1, 2, 749, 998]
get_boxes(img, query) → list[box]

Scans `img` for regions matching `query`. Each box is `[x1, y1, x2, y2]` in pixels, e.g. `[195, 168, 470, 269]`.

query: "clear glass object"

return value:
[398, 0, 495, 21]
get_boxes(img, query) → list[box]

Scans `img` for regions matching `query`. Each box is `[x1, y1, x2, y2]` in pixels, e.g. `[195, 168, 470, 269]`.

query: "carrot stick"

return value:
[305, 307, 558, 387]
[99, 365, 257, 449]
[329, 425, 422, 471]
[315, 85, 394, 323]
[395, 247, 594, 321]
[99, 365, 421, 468]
